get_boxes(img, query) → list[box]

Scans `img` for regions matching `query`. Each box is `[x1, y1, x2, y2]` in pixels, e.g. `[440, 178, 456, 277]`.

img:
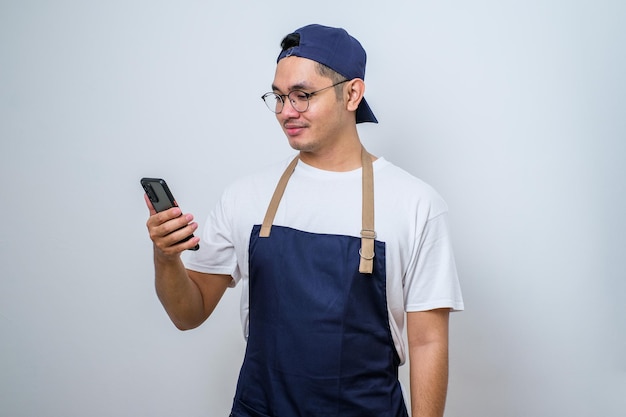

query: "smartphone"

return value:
[140, 177, 199, 251]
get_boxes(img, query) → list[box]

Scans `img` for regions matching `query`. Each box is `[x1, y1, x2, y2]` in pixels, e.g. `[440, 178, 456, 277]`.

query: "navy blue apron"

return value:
[230, 149, 408, 417]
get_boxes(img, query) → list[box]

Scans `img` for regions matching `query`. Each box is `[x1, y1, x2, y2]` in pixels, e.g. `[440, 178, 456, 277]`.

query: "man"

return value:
[144, 24, 463, 417]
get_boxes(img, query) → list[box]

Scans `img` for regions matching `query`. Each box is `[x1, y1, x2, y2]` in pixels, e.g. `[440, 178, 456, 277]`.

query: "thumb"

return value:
[144, 193, 157, 216]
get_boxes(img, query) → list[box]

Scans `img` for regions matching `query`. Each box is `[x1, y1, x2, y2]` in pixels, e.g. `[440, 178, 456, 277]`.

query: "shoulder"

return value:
[221, 155, 298, 201]
[374, 158, 449, 219]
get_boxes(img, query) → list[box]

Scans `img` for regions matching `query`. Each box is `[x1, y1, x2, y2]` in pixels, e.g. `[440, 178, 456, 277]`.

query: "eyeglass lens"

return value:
[262, 91, 310, 114]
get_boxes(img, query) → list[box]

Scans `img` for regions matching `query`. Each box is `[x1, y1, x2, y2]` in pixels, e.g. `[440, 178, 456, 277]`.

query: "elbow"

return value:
[173, 322, 196, 331]
[169, 314, 204, 331]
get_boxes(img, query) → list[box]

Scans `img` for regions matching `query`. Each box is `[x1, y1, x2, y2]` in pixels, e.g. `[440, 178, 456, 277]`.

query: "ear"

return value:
[344, 79, 365, 112]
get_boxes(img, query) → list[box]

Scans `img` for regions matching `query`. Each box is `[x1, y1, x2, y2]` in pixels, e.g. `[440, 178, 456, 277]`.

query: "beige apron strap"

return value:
[259, 155, 299, 237]
[359, 147, 375, 274]
[260, 148, 376, 275]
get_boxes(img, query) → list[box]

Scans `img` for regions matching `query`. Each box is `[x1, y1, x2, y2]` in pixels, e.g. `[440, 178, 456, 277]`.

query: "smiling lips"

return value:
[283, 121, 307, 135]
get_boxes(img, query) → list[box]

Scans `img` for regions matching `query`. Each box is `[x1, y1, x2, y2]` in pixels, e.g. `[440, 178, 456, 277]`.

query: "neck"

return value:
[296, 120, 374, 171]
[298, 139, 365, 171]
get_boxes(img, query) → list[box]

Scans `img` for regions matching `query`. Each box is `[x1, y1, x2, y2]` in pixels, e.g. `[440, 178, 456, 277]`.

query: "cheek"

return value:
[309, 104, 333, 122]
[315, 107, 341, 129]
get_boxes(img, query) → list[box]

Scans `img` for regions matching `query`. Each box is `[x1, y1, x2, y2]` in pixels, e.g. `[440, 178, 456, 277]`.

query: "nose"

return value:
[280, 97, 301, 119]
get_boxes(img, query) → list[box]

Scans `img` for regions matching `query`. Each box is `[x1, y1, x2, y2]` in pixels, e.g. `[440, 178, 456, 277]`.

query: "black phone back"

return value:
[140, 177, 199, 251]
[141, 177, 177, 212]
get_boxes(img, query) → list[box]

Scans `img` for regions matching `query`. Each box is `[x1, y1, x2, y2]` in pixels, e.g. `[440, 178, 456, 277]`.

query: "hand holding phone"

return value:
[141, 177, 200, 251]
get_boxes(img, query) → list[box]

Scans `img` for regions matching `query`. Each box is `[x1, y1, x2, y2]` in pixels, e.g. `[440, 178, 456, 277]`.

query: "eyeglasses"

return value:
[261, 80, 348, 114]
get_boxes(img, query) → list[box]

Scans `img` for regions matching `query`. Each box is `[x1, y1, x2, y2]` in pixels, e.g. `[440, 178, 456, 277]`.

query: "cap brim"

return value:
[356, 97, 378, 124]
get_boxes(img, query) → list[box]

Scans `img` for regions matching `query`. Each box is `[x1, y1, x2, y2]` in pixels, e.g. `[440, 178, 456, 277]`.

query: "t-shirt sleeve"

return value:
[184, 189, 240, 285]
[403, 211, 464, 312]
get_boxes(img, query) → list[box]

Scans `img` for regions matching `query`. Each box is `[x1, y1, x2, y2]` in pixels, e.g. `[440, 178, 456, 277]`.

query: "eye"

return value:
[292, 91, 309, 102]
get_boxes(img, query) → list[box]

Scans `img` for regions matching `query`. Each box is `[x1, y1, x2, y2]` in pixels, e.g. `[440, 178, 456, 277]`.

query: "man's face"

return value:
[271, 56, 347, 154]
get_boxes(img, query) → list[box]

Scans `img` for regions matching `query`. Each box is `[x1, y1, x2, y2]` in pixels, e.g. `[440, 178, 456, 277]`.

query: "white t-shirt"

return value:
[186, 156, 464, 364]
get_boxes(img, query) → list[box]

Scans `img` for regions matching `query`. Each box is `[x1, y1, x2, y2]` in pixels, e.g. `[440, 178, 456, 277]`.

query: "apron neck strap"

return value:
[259, 155, 299, 238]
[259, 147, 376, 275]
[359, 147, 375, 274]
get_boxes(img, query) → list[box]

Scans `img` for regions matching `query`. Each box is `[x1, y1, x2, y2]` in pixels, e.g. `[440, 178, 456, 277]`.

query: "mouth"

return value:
[283, 122, 307, 136]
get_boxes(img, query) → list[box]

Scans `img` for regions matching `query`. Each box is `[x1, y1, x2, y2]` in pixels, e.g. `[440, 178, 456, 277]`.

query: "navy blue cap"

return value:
[277, 24, 378, 124]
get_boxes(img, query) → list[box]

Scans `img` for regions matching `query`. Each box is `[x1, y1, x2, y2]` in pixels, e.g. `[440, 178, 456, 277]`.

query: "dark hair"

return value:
[279, 32, 346, 99]
[280, 33, 301, 51]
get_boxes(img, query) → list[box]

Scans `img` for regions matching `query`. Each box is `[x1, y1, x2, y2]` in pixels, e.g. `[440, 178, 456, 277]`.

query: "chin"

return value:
[286, 136, 316, 152]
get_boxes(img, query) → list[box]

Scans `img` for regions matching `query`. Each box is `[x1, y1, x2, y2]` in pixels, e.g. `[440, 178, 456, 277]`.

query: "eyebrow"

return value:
[271, 82, 313, 93]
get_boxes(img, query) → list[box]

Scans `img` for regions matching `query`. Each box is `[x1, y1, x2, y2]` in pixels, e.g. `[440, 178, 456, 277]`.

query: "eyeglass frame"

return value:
[261, 79, 349, 114]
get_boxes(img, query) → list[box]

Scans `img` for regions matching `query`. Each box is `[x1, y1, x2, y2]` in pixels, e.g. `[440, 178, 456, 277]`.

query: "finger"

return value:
[156, 222, 200, 253]
[154, 234, 201, 257]
[146, 206, 184, 230]
[144, 193, 157, 216]
[171, 225, 201, 251]
[162, 215, 196, 239]
[148, 212, 195, 242]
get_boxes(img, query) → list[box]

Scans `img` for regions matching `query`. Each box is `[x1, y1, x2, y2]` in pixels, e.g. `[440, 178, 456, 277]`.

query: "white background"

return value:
[1, 1, 625, 416]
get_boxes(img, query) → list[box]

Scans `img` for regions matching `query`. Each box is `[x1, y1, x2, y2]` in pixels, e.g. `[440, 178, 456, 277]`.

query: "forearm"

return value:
[153, 249, 205, 330]
[409, 340, 449, 417]
[406, 309, 450, 417]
